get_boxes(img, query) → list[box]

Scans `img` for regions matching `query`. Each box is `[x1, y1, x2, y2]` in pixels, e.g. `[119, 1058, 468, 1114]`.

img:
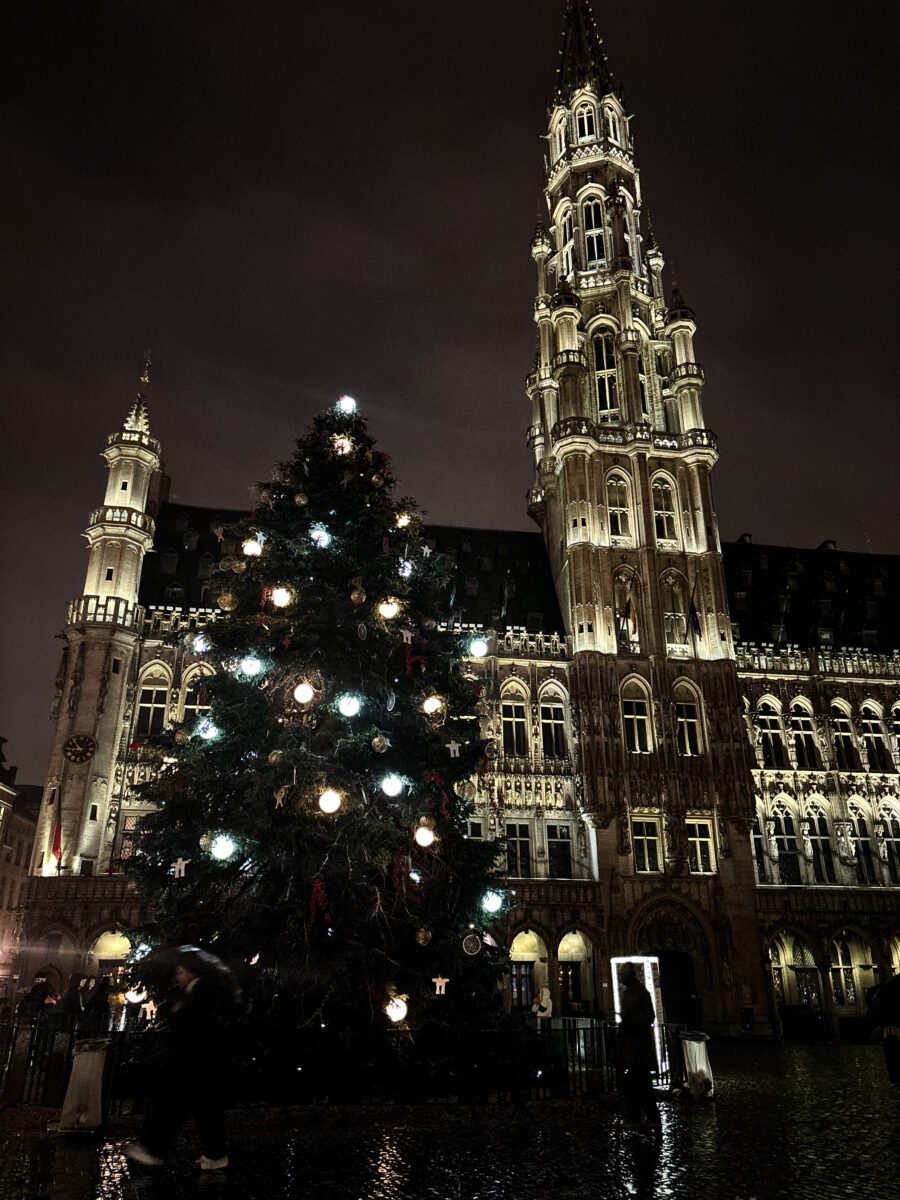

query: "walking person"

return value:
[79, 976, 113, 1035]
[617, 962, 661, 1135]
[126, 946, 240, 1172]
[867, 972, 900, 1086]
[54, 974, 87, 1030]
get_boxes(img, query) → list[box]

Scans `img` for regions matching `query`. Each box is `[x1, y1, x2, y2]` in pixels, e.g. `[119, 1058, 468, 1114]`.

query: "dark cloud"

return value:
[2, 1, 898, 781]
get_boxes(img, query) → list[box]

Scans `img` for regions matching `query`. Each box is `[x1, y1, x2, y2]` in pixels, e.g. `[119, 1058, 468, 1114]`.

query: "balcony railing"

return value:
[495, 629, 568, 660]
[735, 643, 900, 680]
[87, 507, 154, 534]
[67, 595, 142, 629]
[509, 879, 602, 908]
[672, 361, 705, 384]
[26, 875, 137, 904]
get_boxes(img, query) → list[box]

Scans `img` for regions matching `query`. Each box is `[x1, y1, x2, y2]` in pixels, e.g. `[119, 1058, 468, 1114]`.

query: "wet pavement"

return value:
[1, 1043, 897, 1199]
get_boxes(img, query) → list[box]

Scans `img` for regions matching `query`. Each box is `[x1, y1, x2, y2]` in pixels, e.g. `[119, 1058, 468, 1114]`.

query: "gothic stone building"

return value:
[20, 2, 900, 1038]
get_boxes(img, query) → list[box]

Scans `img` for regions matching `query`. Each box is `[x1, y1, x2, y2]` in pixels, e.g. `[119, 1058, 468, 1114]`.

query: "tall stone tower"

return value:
[526, 1, 767, 1031]
[34, 372, 163, 880]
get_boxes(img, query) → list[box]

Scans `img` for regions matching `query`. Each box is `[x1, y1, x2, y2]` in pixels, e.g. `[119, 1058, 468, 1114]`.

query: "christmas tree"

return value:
[127, 397, 506, 1032]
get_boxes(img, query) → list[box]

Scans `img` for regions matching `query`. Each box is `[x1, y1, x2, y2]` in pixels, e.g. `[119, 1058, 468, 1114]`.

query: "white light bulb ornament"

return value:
[318, 789, 342, 814]
[239, 655, 264, 678]
[271, 586, 294, 609]
[336, 394, 357, 415]
[421, 695, 443, 716]
[310, 524, 332, 549]
[381, 774, 404, 798]
[293, 681, 315, 705]
[378, 598, 400, 620]
[242, 536, 263, 557]
[469, 636, 489, 659]
[482, 890, 504, 914]
[209, 833, 236, 861]
[338, 694, 361, 718]
[197, 718, 219, 741]
[414, 826, 435, 848]
[385, 996, 408, 1023]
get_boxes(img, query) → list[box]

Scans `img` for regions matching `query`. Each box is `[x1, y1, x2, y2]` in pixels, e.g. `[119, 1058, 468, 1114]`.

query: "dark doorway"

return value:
[646, 949, 701, 1026]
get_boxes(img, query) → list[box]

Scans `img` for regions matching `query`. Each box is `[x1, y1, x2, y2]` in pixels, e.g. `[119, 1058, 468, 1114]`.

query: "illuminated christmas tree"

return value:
[127, 397, 505, 1030]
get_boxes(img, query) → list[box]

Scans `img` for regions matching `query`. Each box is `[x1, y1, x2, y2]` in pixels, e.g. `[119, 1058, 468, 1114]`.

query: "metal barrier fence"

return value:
[0, 1015, 685, 1112]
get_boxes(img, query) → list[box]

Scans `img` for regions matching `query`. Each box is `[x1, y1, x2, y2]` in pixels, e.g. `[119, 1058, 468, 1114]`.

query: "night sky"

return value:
[2, 1, 898, 783]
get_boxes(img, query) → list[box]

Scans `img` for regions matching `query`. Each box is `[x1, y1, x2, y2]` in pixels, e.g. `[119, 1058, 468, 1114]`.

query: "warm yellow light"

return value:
[318, 789, 342, 814]
[125, 988, 147, 1004]
[395, 512, 411, 529]
[242, 537, 263, 557]
[385, 996, 408, 1023]
[414, 826, 435, 848]
[421, 695, 443, 715]
[271, 586, 294, 608]
[293, 682, 315, 705]
[332, 435, 354, 456]
[378, 598, 400, 619]
[42, 858, 59, 878]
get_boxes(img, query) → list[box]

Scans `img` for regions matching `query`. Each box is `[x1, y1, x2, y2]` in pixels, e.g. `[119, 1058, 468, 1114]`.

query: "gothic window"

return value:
[560, 207, 575, 278]
[789, 938, 822, 1008]
[614, 573, 640, 654]
[547, 824, 573, 877]
[593, 331, 619, 422]
[182, 674, 212, 726]
[631, 818, 662, 873]
[880, 806, 900, 886]
[831, 703, 860, 770]
[604, 106, 620, 143]
[575, 103, 596, 141]
[806, 807, 836, 884]
[790, 703, 821, 769]
[661, 574, 688, 653]
[135, 680, 169, 737]
[506, 823, 532, 876]
[850, 806, 878, 884]
[622, 680, 652, 753]
[830, 940, 857, 1007]
[892, 704, 900, 743]
[583, 199, 606, 266]
[552, 118, 566, 162]
[674, 684, 703, 756]
[652, 478, 678, 545]
[860, 704, 893, 771]
[757, 702, 788, 769]
[606, 474, 631, 540]
[686, 819, 715, 873]
[771, 804, 801, 885]
[637, 352, 650, 419]
[501, 694, 529, 758]
[540, 698, 567, 758]
[752, 816, 768, 883]
[769, 941, 784, 1004]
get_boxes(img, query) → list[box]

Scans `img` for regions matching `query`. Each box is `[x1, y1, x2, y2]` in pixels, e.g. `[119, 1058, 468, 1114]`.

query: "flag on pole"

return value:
[623, 594, 638, 634]
[688, 582, 703, 639]
[50, 788, 63, 872]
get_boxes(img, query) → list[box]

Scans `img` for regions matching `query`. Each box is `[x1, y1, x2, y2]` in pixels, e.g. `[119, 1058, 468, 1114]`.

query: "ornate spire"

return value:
[555, 0, 613, 103]
[124, 350, 152, 434]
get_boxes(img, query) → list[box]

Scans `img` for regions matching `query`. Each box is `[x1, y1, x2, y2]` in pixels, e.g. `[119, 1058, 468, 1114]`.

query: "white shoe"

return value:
[197, 1155, 229, 1171]
[125, 1143, 164, 1168]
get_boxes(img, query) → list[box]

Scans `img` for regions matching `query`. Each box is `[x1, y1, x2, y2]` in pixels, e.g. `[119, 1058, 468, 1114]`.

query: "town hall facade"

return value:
[18, 2, 900, 1038]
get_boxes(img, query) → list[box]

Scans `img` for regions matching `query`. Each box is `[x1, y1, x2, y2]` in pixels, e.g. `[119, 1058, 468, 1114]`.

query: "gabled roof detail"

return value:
[556, 0, 613, 103]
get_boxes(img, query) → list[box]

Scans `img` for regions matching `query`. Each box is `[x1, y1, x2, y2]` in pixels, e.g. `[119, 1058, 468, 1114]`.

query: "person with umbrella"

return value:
[125, 946, 241, 1171]
[867, 972, 900, 1086]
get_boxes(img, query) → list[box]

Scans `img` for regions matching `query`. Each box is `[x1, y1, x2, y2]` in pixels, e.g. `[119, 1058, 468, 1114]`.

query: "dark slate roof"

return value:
[140, 503, 899, 652]
[556, 0, 613, 103]
[138, 503, 563, 634]
[722, 539, 900, 654]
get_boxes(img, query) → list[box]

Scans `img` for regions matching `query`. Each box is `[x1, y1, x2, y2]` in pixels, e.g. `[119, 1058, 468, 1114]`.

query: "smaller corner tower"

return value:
[33, 360, 163, 881]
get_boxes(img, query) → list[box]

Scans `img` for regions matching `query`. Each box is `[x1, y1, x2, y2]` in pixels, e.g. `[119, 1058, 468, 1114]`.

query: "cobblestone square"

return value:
[1, 1044, 897, 1200]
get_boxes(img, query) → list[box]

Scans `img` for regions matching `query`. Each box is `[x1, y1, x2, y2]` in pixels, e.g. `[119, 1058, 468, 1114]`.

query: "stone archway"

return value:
[631, 901, 711, 1025]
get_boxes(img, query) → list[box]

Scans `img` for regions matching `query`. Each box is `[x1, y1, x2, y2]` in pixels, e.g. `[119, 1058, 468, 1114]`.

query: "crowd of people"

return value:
[16, 970, 116, 1032]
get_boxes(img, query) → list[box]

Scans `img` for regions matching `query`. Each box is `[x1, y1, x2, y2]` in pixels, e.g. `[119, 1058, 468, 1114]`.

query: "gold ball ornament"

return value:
[258, 485, 273, 503]
[351, 587, 367, 605]
[267, 749, 284, 766]
[198, 833, 213, 852]
[415, 928, 432, 947]
[294, 492, 309, 507]
[217, 591, 238, 611]
[371, 473, 385, 488]
[232, 559, 247, 574]
[371, 734, 390, 754]
[174, 728, 189, 745]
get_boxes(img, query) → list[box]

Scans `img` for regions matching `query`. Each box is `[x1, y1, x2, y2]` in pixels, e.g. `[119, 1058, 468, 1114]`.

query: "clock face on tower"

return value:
[63, 734, 97, 764]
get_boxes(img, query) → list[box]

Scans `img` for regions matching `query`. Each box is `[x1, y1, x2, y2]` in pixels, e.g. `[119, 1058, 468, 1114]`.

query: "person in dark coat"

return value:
[19, 973, 52, 1022]
[618, 962, 661, 1131]
[126, 946, 240, 1172]
[867, 973, 900, 1085]
[54, 974, 87, 1029]
[79, 976, 113, 1035]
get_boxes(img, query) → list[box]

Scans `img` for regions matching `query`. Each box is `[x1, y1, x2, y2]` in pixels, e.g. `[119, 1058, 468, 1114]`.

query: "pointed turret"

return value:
[124, 392, 151, 435]
[556, 0, 613, 102]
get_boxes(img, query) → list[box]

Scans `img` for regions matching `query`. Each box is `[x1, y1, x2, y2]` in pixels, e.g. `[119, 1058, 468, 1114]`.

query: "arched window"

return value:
[621, 679, 652, 754]
[606, 474, 631, 541]
[604, 106, 620, 143]
[661, 573, 688, 653]
[891, 703, 900, 744]
[614, 572, 640, 654]
[134, 671, 170, 738]
[831, 703, 860, 770]
[583, 199, 606, 266]
[790, 702, 821, 769]
[757, 702, 788, 769]
[752, 815, 768, 883]
[575, 103, 596, 142]
[559, 207, 574, 278]
[771, 803, 801, 885]
[878, 806, 900, 886]
[674, 682, 703, 757]
[593, 331, 619, 422]
[552, 119, 566, 162]
[182, 672, 212, 726]
[652, 478, 678, 546]
[850, 805, 878, 884]
[637, 351, 650, 419]
[805, 806, 835, 883]
[860, 704, 893, 771]
[830, 939, 858, 1007]
[539, 691, 567, 759]
[501, 688, 529, 758]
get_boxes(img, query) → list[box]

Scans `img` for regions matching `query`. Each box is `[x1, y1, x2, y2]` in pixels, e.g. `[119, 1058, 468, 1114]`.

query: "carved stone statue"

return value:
[765, 820, 779, 861]
[800, 820, 813, 861]
[835, 822, 856, 865]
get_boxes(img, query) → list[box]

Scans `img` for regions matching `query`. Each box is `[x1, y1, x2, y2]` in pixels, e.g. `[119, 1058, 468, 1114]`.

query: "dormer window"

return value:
[575, 103, 596, 142]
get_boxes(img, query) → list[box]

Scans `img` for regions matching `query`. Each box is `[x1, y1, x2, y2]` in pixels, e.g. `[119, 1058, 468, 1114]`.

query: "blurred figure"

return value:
[80, 976, 113, 1035]
[867, 973, 900, 1086]
[19, 972, 52, 1022]
[126, 946, 240, 1172]
[55, 973, 87, 1029]
[618, 962, 661, 1134]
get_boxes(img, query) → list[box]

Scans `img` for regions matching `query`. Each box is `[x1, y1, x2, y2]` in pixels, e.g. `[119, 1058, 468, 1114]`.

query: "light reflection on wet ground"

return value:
[1, 1044, 897, 1199]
